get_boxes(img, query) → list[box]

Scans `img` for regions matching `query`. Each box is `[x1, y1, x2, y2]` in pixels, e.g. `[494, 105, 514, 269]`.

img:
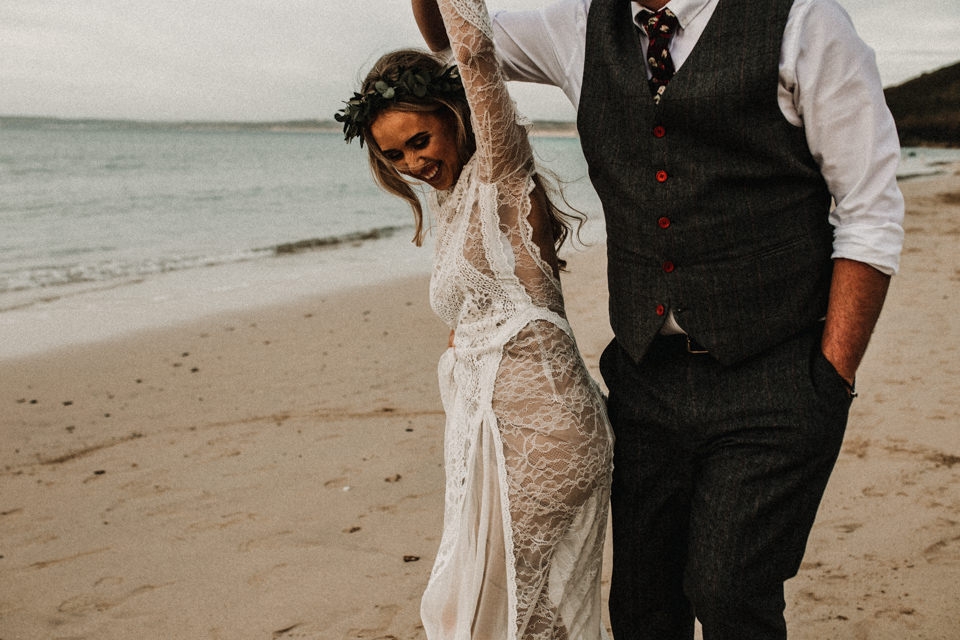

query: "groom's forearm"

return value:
[412, 0, 451, 51]
[821, 258, 891, 385]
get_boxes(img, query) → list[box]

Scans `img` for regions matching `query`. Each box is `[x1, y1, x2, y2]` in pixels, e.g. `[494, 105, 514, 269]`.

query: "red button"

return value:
[662, 261, 675, 273]
[653, 125, 666, 138]
[656, 304, 666, 316]
[656, 170, 668, 183]
[658, 216, 671, 229]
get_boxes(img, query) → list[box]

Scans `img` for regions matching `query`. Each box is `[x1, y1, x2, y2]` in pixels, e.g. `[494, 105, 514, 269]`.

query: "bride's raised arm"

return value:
[435, 0, 534, 187]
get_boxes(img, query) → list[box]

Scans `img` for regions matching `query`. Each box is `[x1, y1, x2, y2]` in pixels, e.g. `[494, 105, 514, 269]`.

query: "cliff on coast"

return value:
[884, 61, 960, 147]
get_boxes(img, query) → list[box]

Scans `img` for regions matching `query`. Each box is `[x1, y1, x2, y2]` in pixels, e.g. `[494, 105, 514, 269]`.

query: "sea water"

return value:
[0, 119, 604, 355]
[0, 119, 601, 313]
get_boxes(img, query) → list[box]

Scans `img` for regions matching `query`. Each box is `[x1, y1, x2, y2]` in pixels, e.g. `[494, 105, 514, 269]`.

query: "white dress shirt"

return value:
[490, 0, 905, 276]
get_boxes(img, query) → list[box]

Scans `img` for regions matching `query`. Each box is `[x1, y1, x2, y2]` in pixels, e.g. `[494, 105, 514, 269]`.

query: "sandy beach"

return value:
[2, 165, 959, 639]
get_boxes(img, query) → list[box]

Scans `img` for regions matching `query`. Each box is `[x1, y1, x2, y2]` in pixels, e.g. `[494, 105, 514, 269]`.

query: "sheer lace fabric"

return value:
[420, 1, 614, 639]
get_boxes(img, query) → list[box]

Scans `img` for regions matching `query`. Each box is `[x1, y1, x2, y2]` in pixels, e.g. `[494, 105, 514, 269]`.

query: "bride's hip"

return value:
[453, 314, 573, 353]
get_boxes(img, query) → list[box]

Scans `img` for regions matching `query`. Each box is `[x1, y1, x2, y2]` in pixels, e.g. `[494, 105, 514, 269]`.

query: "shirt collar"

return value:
[631, 0, 713, 30]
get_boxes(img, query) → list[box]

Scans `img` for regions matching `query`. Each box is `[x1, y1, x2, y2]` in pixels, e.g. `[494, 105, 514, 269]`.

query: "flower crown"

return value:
[334, 65, 465, 146]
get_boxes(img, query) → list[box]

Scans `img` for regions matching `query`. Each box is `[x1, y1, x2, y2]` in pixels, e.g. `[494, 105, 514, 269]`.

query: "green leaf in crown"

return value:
[334, 65, 464, 147]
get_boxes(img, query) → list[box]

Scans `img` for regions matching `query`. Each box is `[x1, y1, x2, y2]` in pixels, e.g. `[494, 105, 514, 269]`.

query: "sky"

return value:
[1, 0, 957, 123]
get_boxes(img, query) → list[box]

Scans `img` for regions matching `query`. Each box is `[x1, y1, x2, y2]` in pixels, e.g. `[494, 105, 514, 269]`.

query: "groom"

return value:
[412, 0, 904, 637]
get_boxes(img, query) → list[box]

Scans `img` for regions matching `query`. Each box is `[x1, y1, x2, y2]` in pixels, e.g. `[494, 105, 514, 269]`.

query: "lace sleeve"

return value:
[437, 0, 534, 186]
[437, 0, 563, 308]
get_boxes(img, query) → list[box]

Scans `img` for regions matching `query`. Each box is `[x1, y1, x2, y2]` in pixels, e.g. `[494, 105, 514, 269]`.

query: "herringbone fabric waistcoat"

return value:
[578, 0, 834, 365]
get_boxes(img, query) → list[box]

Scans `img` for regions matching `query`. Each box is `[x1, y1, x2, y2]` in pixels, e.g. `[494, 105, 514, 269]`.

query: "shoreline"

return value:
[0, 215, 606, 362]
[1, 166, 959, 638]
[0, 231, 433, 361]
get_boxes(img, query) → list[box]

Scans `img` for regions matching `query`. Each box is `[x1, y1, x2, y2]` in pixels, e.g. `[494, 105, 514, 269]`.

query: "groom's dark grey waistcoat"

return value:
[577, 0, 834, 365]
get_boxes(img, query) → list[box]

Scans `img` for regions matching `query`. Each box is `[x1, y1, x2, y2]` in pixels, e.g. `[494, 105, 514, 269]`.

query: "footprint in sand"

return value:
[344, 603, 402, 639]
[324, 476, 351, 489]
[57, 582, 172, 614]
[923, 532, 960, 565]
[834, 522, 864, 534]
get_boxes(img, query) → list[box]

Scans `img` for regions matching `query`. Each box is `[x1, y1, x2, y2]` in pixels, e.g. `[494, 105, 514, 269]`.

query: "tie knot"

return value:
[639, 8, 679, 38]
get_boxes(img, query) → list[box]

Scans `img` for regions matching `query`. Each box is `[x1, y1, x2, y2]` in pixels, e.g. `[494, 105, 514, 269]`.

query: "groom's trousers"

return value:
[600, 323, 852, 640]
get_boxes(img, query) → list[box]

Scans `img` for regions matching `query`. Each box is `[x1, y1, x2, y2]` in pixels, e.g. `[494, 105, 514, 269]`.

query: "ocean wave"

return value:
[0, 251, 263, 294]
[269, 225, 407, 254]
[0, 225, 411, 296]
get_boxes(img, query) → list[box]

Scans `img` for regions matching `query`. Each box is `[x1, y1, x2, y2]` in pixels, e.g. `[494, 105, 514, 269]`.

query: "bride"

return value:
[335, 0, 613, 637]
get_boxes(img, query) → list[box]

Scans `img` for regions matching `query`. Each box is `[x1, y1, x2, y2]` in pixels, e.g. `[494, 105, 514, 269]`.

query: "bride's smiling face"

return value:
[370, 108, 463, 191]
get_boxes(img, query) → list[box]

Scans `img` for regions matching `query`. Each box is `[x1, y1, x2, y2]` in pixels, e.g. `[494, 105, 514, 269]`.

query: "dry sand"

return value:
[2, 166, 959, 639]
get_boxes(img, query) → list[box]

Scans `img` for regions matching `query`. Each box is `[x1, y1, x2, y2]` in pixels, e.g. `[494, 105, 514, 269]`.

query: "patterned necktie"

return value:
[638, 8, 680, 103]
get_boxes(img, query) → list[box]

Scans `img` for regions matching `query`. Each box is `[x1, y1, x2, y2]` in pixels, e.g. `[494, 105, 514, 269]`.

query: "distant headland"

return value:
[883, 60, 960, 147]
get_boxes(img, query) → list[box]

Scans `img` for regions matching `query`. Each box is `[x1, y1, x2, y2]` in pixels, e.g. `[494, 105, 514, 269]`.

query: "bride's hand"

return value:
[448, 329, 455, 348]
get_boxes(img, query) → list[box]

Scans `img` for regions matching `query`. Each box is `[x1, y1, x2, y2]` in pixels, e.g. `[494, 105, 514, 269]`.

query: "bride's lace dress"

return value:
[420, 1, 614, 638]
